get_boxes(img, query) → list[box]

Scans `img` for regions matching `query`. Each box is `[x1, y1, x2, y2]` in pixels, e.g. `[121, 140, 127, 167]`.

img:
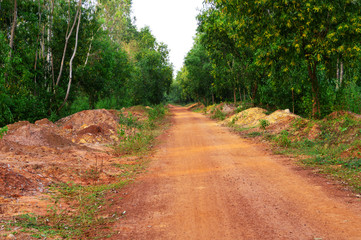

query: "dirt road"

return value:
[111, 106, 361, 240]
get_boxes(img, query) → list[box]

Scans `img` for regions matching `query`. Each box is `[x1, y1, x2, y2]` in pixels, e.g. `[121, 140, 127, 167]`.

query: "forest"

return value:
[2, 0, 361, 127]
[0, 0, 173, 127]
[175, 0, 361, 118]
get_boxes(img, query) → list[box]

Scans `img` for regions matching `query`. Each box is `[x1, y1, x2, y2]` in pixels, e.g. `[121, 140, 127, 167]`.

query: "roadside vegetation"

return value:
[198, 102, 361, 195]
[172, 1, 361, 197]
[3, 105, 169, 239]
[0, 1, 172, 128]
[174, 2, 361, 119]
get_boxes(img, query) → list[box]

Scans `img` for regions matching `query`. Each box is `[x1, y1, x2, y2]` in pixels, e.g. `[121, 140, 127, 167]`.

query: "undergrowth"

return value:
[210, 108, 226, 121]
[115, 105, 168, 155]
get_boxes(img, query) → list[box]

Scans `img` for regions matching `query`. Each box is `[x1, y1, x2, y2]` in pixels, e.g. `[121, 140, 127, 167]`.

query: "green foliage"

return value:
[210, 108, 226, 121]
[0, 1, 173, 125]
[13, 179, 127, 239]
[119, 111, 141, 129]
[179, 39, 215, 104]
[0, 126, 8, 139]
[259, 119, 270, 130]
[178, 1, 361, 118]
[116, 105, 168, 155]
[247, 131, 262, 138]
[277, 130, 291, 147]
[166, 80, 183, 104]
[147, 105, 166, 123]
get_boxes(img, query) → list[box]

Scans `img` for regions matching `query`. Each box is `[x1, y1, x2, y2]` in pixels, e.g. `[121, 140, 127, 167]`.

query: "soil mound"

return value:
[263, 110, 301, 134]
[222, 104, 236, 115]
[3, 124, 74, 148]
[57, 109, 119, 131]
[264, 110, 299, 124]
[56, 109, 121, 144]
[0, 163, 39, 198]
[223, 107, 267, 128]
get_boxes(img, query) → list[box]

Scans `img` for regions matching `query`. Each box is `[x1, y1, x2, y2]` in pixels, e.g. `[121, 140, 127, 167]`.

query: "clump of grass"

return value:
[116, 105, 168, 155]
[247, 131, 262, 137]
[0, 126, 8, 139]
[12, 179, 128, 239]
[210, 108, 226, 121]
[259, 119, 270, 130]
[276, 130, 291, 147]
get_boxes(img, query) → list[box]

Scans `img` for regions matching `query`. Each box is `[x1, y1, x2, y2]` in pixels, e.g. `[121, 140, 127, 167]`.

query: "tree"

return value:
[210, 0, 361, 117]
[184, 39, 214, 105]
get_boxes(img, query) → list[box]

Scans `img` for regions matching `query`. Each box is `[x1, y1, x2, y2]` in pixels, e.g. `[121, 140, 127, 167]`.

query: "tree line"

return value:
[0, 0, 173, 126]
[175, 0, 361, 118]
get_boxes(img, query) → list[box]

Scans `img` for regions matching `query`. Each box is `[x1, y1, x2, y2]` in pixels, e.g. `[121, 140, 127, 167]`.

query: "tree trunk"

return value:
[49, 0, 55, 88]
[55, 0, 80, 87]
[252, 83, 258, 102]
[58, 1, 82, 112]
[233, 88, 237, 105]
[292, 88, 295, 114]
[34, 0, 43, 96]
[307, 62, 320, 118]
[9, 0, 17, 60]
[5, 0, 17, 84]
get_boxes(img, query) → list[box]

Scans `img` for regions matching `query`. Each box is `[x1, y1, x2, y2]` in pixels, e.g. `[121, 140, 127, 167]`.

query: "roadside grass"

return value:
[231, 112, 361, 194]
[115, 104, 168, 155]
[9, 178, 130, 239]
[210, 108, 226, 121]
[6, 105, 170, 239]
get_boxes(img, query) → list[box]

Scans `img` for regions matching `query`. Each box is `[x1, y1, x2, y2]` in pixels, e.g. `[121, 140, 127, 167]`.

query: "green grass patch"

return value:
[115, 104, 168, 155]
[210, 108, 226, 121]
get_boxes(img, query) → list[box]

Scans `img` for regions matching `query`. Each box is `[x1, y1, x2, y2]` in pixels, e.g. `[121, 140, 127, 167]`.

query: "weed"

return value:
[13, 178, 130, 239]
[259, 119, 270, 130]
[235, 105, 245, 113]
[115, 105, 167, 155]
[277, 130, 291, 147]
[248, 132, 262, 137]
[211, 108, 226, 121]
[228, 116, 239, 127]
[343, 158, 361, 170]
[0, 126, 8, 139]
[119, 111, 141, 129]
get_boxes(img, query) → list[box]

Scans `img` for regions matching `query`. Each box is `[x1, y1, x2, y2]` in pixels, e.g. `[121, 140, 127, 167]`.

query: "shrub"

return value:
[211, 108, 226, 121]
[259, 119, 270, 130]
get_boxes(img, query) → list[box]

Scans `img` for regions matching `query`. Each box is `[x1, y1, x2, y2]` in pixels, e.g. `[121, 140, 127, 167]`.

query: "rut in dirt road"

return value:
[111, 106, 361, 240]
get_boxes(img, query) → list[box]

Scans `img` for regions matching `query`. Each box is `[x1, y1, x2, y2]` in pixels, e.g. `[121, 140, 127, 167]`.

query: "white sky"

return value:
[131, 0, 204, 74]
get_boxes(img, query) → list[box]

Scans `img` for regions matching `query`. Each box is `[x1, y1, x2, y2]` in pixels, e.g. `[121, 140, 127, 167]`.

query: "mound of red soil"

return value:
[57, 109, 119, 131]
[3, 123, 74, 148]
[0, 164, 39, 198]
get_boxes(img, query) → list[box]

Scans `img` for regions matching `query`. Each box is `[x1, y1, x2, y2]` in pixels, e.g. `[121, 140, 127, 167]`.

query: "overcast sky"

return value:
[131, 0, 204, 74]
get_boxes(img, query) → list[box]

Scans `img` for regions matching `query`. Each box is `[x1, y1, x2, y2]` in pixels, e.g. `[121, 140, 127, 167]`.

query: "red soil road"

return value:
[111, 106, 361, 240]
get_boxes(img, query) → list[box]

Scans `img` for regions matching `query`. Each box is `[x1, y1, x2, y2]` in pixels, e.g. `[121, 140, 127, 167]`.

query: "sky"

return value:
[131, 0, 204, 74]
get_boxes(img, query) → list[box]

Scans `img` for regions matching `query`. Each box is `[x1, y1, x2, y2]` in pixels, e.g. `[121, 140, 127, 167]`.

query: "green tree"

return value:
[210, 0, 361, 117]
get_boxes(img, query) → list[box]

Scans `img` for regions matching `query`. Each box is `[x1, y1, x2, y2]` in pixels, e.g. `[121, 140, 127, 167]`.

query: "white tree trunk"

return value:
[55, 0, 81, 87]
[58, 0, 82, 111]
[9, 0, 17, 59]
